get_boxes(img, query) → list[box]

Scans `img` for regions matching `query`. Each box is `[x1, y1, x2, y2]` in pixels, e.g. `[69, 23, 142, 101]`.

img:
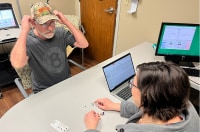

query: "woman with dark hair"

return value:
[84, 61, 199, 132]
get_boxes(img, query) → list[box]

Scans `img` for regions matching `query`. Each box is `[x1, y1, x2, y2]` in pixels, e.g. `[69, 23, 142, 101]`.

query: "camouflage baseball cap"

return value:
[31, 2, 58, 24]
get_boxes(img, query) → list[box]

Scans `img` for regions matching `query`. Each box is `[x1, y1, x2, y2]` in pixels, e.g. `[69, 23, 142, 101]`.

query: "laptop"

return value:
[102, 53, 136, 101]
[0, 3, 21, 43]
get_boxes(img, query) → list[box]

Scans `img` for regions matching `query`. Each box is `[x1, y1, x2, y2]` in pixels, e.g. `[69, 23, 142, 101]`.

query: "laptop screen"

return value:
[0, 3, 19, 29]
[102, 53, 135, 92]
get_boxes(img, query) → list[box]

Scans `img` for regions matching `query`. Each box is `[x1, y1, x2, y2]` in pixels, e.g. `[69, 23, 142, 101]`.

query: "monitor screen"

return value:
[155, 22, 200, 67]
[0, 4, 19, 29]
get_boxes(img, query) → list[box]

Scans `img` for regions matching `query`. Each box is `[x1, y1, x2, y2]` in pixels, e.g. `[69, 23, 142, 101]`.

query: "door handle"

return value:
[104, 7, 115, 14]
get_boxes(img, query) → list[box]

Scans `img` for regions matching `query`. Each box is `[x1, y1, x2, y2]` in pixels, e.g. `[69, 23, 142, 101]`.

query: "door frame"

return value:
[76, 0, 122, 56]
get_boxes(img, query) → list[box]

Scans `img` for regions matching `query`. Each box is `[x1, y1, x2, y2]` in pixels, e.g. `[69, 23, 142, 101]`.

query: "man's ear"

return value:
[30, 19, 36, 26]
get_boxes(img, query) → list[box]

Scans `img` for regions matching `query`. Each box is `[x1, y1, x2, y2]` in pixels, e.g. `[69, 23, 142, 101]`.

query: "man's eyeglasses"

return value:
[37, 20, 56, 28]
[128, 78, 137, 89]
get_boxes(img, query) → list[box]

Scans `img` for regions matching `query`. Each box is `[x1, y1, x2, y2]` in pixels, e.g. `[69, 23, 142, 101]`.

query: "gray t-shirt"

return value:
[26, 27, 75, 93]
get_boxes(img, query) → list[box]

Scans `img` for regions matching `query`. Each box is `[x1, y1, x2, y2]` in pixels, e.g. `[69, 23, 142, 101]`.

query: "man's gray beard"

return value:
[38, 30, 55, 39]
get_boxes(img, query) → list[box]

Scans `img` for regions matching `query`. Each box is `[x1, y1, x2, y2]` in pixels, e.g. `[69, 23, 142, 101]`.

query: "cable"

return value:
[0, 58, 9, 63]
[46, 0, 50, 4]
[0, 44, 6, 54]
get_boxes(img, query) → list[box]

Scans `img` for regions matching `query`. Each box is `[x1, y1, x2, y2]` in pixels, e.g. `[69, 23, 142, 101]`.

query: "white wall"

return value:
[115, 0, 199, 54]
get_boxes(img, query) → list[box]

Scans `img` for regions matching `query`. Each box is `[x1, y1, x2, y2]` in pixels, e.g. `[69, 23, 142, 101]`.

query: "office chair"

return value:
[14, 15, 86, 98]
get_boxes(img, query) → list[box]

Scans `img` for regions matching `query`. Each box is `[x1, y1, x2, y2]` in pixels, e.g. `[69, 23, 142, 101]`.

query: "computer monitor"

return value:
[155, 22, 200, 67]
[0, 3, 19, 29]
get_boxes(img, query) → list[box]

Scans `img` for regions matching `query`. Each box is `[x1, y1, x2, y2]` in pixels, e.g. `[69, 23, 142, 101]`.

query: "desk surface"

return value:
[0, 42, 199, 132]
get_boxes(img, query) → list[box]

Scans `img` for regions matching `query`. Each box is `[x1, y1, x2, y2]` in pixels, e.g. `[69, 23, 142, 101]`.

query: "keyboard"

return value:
[1, 37, 17, 43]
[116, 86, 132, 100]
[182, 68, 200, 77]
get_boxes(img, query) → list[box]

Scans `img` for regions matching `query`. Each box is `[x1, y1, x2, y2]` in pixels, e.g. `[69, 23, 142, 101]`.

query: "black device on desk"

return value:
[155, 22, 199, 67]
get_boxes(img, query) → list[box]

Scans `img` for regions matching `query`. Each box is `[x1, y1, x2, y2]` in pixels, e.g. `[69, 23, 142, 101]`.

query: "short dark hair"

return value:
[136, 61, 190, 121]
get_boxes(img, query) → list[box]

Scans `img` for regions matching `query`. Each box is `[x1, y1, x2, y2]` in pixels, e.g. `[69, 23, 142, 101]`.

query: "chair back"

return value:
[15, 64, 32, 89]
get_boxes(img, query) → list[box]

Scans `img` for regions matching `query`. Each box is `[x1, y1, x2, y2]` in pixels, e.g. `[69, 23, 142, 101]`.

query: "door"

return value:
[80, 0, 117, 62]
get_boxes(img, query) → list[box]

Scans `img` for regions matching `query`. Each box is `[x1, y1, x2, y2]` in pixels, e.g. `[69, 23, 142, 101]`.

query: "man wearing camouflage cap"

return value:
[10, 2, 89, 93]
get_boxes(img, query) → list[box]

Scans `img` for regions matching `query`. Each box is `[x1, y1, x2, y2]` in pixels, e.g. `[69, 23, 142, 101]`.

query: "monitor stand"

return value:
[164, 57, 195, 67]
[175, 61, 195, 67]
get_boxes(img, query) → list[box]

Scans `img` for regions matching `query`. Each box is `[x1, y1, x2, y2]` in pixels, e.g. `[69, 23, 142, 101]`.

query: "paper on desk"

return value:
[127, 0, 139, 13]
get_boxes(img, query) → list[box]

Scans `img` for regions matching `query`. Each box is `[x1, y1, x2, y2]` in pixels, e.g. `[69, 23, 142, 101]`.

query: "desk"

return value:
[0, 42, 199, 132]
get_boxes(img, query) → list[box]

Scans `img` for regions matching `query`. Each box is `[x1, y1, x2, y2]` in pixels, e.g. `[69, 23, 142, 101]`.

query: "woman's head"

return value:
[135, 61, 190, 121]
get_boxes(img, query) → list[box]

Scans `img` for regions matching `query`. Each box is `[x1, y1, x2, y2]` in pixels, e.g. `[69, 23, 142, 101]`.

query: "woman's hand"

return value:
[84, 110, 101, 130]
[95, 98, 121, 111]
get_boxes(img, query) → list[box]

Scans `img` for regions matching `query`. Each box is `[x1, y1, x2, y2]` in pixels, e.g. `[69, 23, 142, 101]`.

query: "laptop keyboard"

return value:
[116, 86, 132, 100]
